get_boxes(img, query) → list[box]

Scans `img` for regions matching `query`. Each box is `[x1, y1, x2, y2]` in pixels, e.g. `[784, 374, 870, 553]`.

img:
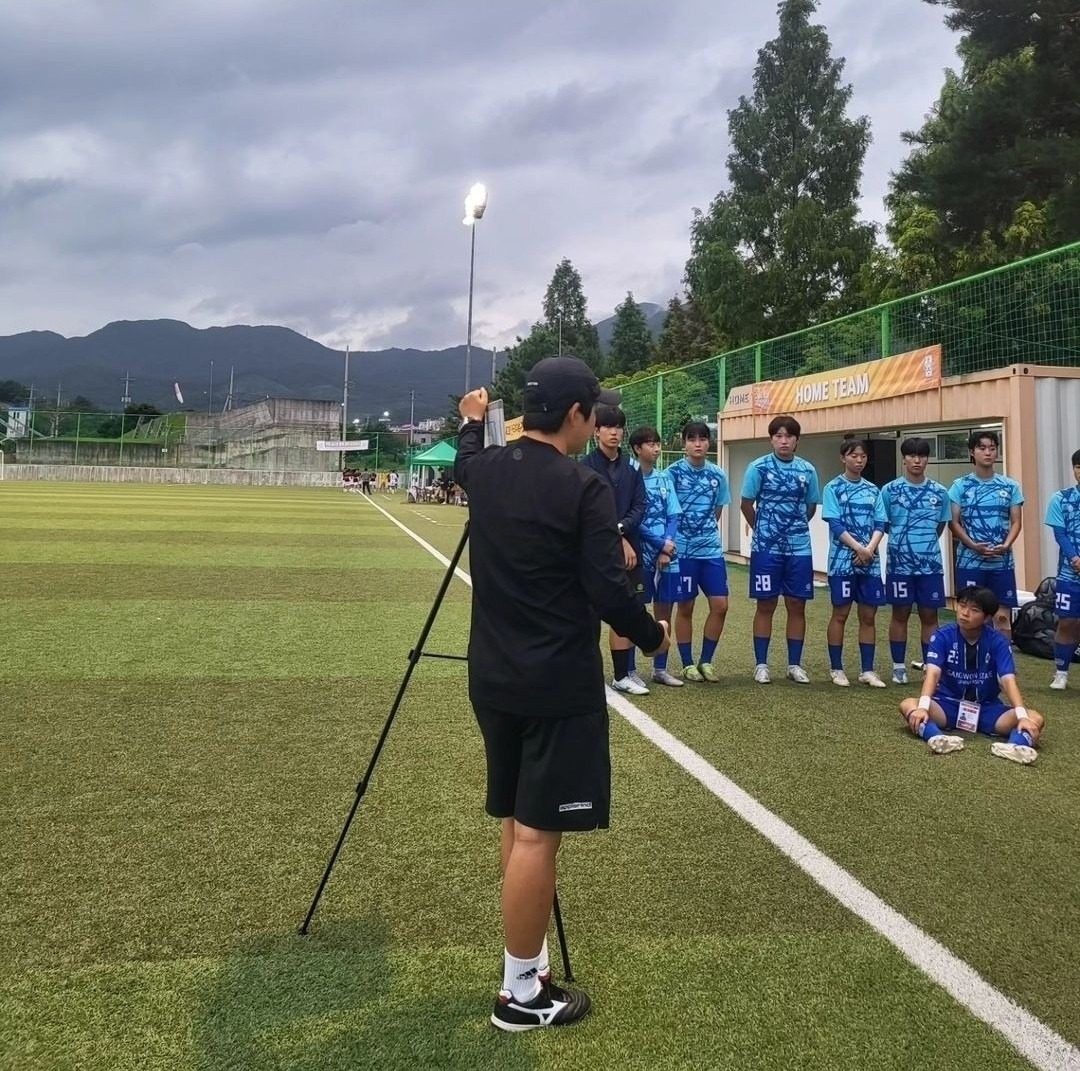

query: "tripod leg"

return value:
[299, 521, 471, 934]
[552, 889, 574, 983]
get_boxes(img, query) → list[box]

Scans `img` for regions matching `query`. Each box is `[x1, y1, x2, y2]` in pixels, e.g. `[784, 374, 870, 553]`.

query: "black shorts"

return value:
[473, 706, 611, 832]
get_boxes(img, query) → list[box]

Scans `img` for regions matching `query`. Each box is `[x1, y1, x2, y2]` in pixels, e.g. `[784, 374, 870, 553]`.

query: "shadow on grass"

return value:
[192, 915, 537, 1071]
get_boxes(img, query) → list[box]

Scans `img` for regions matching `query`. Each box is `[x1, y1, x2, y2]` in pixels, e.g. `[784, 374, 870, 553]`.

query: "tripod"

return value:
[299, 518, 576, 982]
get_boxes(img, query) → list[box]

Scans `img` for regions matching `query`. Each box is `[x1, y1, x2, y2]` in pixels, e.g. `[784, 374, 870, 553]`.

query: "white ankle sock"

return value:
[503, 948, 544, 1002]
[539, 936, 549, 977]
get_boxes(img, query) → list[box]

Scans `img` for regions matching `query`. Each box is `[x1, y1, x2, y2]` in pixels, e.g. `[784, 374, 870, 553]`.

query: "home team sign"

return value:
[724, 345, 942, 416]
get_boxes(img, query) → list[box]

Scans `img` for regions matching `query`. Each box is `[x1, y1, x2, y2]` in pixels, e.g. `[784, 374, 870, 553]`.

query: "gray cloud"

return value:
[0, 0, 959, 350]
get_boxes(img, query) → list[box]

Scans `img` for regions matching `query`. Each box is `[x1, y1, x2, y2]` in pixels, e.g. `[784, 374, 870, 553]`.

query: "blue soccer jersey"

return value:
[667, 458, 729, 560]
[925, 622, 1015, 703]
[881, 477, 951, 576]
[638, 467, 682, 572]
[949, 473, 1024, 571]
[741, 454, 821, 556]
[822, 474, 887, 576]
[1045, 485, 1080, 585]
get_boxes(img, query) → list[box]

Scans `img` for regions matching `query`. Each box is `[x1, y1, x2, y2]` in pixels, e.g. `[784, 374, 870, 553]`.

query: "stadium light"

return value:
[462, 182, 488, 393]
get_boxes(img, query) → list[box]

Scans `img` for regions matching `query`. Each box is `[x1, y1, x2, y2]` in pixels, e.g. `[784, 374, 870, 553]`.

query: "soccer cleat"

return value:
[612, 675, 649, 696]
[990, 742, 1038, 766]
[628, 670, 650, 691]
[927, 734, 965, 756]
[698, 662, 719, 683]
[829, 669, 851, 687]
[858, 671, 887, 688]
[892, 667, 909, 686]
[1050, 671, 1069, 691]
[753, 663, 771, 684]
[491, 980, 592, 1032]
[682, 664, 705, 683]
[651, 669, 685, 687]
[787, 665, 811, 684]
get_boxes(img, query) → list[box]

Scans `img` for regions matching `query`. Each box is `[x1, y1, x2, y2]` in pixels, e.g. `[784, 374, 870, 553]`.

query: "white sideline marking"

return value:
[361, 496, 1080, 1071]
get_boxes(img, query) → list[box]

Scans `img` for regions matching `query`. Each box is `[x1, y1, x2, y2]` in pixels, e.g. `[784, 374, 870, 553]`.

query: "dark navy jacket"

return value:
[579, 447, 646, 553]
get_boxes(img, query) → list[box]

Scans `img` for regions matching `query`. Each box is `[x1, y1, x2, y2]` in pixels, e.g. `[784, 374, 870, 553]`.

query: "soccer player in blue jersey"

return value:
[740, 415, 821, 684]
[1044, 448, 1080, 690]
[948, 430, 1023, 642]
[880, 437, 951, 685]
[822, 438, 888, 688]
[629, 426, 685, 687]
[667, 421, 731, 683]
[898, 586, 1045, 764]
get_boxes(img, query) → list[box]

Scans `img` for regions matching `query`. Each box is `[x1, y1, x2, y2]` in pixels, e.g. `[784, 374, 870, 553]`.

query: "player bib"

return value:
[956, 700, 981, 734]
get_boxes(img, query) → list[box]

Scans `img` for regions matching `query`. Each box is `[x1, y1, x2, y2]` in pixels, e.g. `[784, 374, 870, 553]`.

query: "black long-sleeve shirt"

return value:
[578, 447, 646, 552]
[454, 421, 663, 717]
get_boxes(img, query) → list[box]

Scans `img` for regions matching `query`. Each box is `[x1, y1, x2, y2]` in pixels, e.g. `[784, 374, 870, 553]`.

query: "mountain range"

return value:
[0, 303, 665, 420]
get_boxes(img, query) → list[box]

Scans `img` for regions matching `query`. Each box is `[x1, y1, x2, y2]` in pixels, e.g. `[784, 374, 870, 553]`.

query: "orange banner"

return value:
[724, 345, 941, 415]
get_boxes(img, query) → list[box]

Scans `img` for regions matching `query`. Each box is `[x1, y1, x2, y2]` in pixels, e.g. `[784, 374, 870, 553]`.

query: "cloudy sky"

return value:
[0, 1, 960, 351]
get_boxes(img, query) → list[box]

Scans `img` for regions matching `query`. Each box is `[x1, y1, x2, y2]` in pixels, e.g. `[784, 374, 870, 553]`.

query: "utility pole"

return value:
[408, 389, 415, 448]
[121, 371, 133, 406]
[207, 361, 214, 417]
[341, 347, 350, 472]
[491, 347, 497, 385]
[223, 366, 235, 412]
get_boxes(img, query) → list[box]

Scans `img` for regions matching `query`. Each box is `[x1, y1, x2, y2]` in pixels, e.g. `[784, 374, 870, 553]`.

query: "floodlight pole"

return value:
[465, 223, 477, 393]
[341, 347, 350, 472]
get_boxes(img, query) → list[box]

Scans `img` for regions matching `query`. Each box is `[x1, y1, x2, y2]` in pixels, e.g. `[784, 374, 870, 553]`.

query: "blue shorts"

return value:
[1054, 578, 1080, 619]
[935, 696, 1011, 737]
[828, 573, 885, 607]
[675, 557, 729, 602]
[643, 563, 683, 604]
[955, 567, 1018, 608]
[749, 552, 814, 601]
[886, 573, 945, 609]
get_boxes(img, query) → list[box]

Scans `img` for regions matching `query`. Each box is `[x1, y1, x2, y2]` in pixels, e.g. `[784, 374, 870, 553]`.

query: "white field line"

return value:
[360, 494, 1080, 1071]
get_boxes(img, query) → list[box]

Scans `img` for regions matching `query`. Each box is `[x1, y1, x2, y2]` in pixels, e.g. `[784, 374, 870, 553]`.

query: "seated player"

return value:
[898, 586, 1045, 765]
[629, 425, 684, 687]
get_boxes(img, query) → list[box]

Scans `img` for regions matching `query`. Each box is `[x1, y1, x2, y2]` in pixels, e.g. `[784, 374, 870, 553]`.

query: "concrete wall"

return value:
[1, 464, 339, 486]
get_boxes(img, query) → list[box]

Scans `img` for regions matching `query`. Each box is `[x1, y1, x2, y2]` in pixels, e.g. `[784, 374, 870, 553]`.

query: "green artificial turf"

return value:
[0, 483, 1072, 1070]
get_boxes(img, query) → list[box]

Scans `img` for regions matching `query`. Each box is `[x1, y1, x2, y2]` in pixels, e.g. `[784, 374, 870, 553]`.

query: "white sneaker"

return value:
[829, 669, 850, 687]
[927, 734, 965, 755]
[651, 669, 685, 688]
[787, 665, 810, 684]
[858, 671, 887, 688]
[753, 663, 771, 684]
[628, 670, 649, 691]
[892, 667, 908, 686]
[991, 742, 1038, 766]
[612, 675, 649, 696]
[1050, 671, 1069, 690]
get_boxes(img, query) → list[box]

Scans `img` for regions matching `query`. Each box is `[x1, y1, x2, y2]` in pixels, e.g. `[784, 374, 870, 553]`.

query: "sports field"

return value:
[2, 482, 1078, 1070]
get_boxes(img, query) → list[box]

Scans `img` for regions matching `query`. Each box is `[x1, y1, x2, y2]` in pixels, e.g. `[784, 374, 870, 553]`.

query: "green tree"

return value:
[886, 1, 1080, 280]
[686, 0, 874, 345]
[95, 402, 162, 439]
[607, 292, 655, 376]
[542, 258, 602, 372]
[0, 380, 30, 405]
[491, 323, 558, 416]
[654, 294, 723, 367]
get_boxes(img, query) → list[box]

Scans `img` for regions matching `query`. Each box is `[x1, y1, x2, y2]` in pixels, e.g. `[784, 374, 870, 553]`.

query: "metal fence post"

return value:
[754, 343, 763, 383]
[75, 412, 81, 465]
[718, 356, 727, 414]
[880, 305, 891, 359]
[655, 374, 664, 441]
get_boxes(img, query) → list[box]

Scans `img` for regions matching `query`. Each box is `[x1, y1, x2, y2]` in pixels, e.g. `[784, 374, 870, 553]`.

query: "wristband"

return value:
[916, 696, 932, 711]
[1015, 706, 1027, 720]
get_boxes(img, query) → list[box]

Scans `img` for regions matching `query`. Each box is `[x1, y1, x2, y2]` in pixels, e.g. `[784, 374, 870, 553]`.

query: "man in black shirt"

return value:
[580, 405, 648, 694]
[455, 356, 668, 1032]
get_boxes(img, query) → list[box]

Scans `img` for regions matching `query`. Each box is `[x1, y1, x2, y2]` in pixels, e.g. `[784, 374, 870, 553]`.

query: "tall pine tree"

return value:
[542, 258, 603, 372]
[685, 0, 874, 344]
[654, 294, 722, 367]
[607, 292, 655, 375]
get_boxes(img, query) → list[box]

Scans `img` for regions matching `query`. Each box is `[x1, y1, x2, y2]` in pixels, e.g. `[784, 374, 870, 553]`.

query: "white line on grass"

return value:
[360, 494, 1080, 1071]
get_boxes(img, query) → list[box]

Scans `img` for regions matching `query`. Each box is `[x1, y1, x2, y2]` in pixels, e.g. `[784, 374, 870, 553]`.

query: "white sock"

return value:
[893, 662, 905, 671]
[503, 948, 544, 1002]
[539, 936, 549, 977]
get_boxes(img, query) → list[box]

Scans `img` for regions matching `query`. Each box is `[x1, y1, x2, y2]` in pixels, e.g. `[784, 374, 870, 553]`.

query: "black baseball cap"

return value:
[522, 355, 621, 414]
